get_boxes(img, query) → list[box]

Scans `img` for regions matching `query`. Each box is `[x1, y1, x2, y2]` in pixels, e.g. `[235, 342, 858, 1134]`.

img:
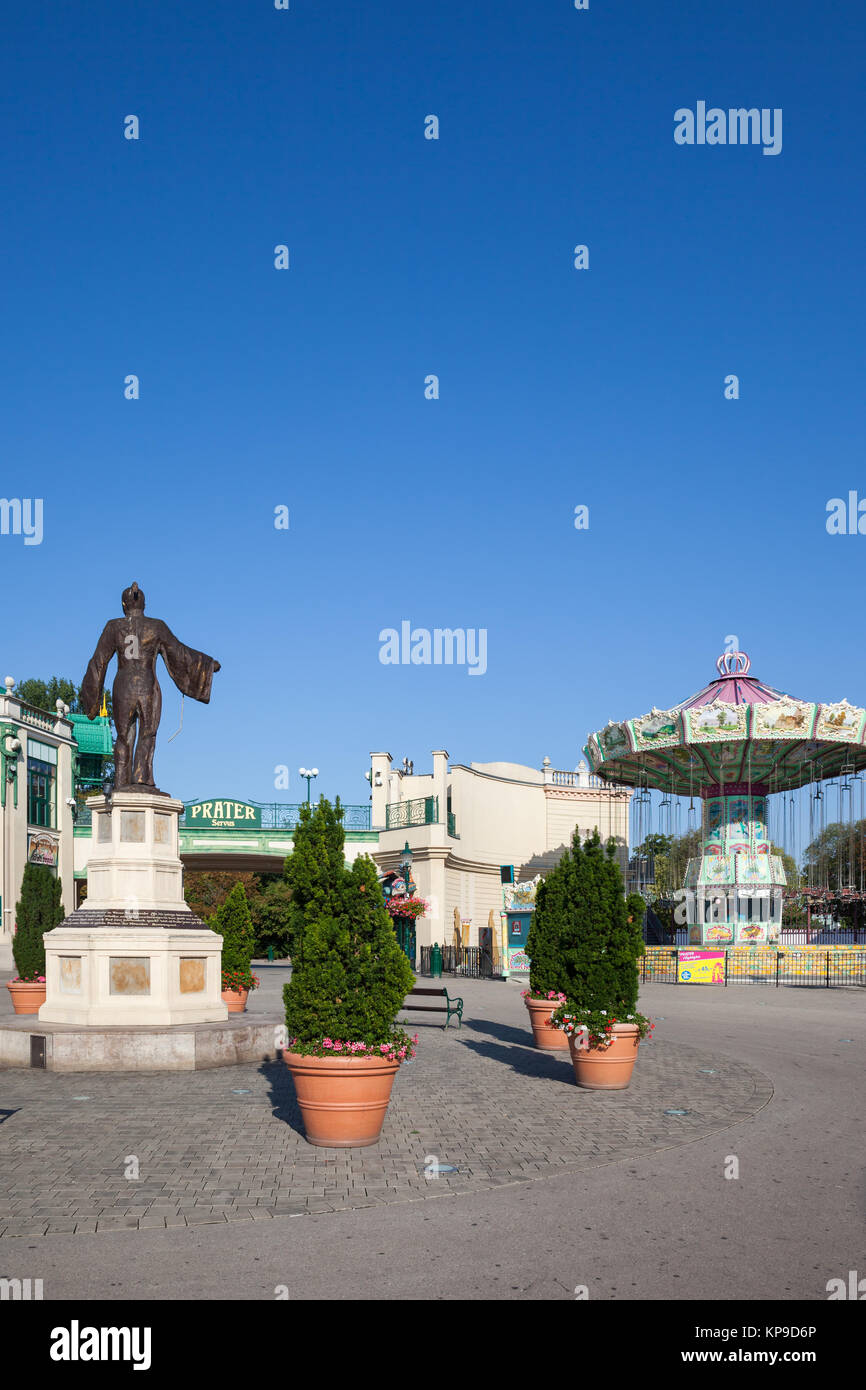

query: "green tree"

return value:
[634, 833, 672, 860]
[16, 677, 113, 719]
[626, 892, 647, 930]
[283, 798, 349, 968]
[526, 847, 577, 994]
[652, 852, 672, 896]
[248, 876, 294, 959]
[13, 864, 64, 980]
[284, 798, 415, 1046]
[184, 870, 260, 922]
[803, 821, 865, 889]
[211, 881, 256, 987]
[768, 841, 800, 890]
[558, 829, 644, 1014]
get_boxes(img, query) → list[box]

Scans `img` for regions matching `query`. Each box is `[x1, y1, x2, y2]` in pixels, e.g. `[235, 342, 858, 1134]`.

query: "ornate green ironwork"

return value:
[385, 796, 439, 830]
[447, 811, 459, 838]
[0, 723, 21, 810]
[74, 800, 372, 832]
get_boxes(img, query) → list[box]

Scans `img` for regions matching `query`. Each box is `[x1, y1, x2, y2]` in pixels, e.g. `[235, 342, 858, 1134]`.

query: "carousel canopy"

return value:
[585, 651, 866, 796]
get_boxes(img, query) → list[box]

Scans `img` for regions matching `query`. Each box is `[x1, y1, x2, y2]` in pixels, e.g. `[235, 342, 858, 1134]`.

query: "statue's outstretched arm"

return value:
[80, 622, 116, 719]
[157, 621, 220, 704]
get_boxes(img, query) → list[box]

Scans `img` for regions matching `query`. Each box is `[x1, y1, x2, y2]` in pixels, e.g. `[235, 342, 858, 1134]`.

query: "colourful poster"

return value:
[705, 924, 734, 943]
[677, 949, 726, 984]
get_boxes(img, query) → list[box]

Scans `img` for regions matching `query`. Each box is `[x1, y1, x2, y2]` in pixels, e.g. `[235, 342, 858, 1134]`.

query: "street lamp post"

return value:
[299, 767, 318, 803]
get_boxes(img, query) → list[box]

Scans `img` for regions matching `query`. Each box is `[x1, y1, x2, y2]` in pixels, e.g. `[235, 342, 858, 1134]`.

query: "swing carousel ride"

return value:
[584, 651, 866, 947]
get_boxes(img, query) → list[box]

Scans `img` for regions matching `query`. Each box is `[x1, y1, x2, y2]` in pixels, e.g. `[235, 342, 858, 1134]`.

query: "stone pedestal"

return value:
[40, 791, 227, 1026]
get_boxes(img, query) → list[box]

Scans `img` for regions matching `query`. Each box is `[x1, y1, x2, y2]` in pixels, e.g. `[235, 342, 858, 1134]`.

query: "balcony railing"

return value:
[246, 803, 371, 832]
[75, 801, 371, 831]
[385, 796, 439, 830]
[447, 811, 459, 838]
[550, 769, 603, 788]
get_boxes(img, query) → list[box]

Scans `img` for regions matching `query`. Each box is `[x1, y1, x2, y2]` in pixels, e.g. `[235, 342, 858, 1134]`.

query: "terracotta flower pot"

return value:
[7, 980, 47, 1015]
[525, 996, 569, 1050]
[283, 1051, 401, 1147]
[568, 1021, 640, 1090]
[221, 987, 249, 1013]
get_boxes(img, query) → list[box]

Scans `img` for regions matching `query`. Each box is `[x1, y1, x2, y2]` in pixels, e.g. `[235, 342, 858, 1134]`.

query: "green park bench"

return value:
[401, 986, 463, 1030]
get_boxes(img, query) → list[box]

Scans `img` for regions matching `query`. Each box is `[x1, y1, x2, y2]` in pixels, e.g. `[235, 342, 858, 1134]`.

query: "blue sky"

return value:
[2, 0, 865, 815]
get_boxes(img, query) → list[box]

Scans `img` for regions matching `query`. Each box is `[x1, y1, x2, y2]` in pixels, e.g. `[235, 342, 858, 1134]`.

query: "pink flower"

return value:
[380, 1043, 390, 1053]
[323, 1038, 333, 1048]
[334, 1041, 343, 1051]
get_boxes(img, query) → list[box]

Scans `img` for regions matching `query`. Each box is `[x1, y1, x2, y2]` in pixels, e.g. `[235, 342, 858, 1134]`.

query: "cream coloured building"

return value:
[370, 750, 632, 954]
[0, 680, 77, 951]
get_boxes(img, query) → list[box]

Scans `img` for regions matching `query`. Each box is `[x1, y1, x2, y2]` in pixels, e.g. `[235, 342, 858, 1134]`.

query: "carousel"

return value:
[584, 651, 866, 947]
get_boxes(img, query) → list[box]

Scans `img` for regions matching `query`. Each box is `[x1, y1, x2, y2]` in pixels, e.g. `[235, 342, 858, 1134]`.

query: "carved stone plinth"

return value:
[40, 791, 227, 1026]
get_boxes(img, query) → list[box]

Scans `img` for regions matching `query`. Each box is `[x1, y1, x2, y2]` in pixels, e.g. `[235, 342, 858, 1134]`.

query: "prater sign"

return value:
[184, 799, 262, 829]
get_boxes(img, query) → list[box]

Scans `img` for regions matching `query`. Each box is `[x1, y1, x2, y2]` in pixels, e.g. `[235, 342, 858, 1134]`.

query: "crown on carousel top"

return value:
[716, 650, 750, 677]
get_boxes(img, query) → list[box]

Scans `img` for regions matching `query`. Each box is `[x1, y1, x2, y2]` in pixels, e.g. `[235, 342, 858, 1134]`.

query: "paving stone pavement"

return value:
[0, 981, 772, 1237]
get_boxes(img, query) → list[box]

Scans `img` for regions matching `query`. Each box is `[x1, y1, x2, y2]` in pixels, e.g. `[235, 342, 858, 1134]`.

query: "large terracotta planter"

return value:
[221, 987, 249, 1013]
[568, 1021, 640, 1090]
[7, 980, 47, 1015]
[525, 996, 569, 1050]
[283, 1051, 401, 1147]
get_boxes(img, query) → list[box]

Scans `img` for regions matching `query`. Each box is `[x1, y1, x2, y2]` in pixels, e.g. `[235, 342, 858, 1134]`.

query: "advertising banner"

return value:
[677, 948, 726, 984]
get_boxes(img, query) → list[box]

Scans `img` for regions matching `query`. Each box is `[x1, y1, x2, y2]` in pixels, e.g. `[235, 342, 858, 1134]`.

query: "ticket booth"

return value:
[504, 909, 531, 977]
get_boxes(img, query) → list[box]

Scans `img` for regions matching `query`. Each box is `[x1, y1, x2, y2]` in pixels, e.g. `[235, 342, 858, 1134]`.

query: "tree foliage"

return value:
[802, 820, 866, 889]
[248, 876, 294, 959]
[14, 864, 64, 980]
[184, 871, 260, 922]
[211, 881, 256, 986]
[526, 852, 572, 994]
[283, 799, 415, 1045]
[16, 676, 113, 719]
[556, 828, 644, 1014]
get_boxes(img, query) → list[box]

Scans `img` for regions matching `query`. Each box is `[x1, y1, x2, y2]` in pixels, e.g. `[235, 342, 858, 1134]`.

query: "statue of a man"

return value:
[80, 582, 220, 791]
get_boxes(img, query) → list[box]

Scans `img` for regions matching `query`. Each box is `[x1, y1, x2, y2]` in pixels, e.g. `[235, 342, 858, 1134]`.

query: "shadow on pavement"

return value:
[462, 1017, 538, 1048]
[458, 1037, 575, 1085]
[261, 1058, 305, 1137]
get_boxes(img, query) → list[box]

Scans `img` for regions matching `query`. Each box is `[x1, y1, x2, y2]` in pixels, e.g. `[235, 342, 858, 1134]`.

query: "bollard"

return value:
[431, 942, 442, 978]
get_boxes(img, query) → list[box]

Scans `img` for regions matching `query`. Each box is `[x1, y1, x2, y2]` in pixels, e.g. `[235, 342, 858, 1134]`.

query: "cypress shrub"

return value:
[626, 892, 647, 934]
[13, 864, 63, 981]
[557, 829, 644, 1013]
[526, 851, 573, 995]
[283, 798, 348, 969]
[283, 798, 416, 1054]
[212, 881, 256, 989]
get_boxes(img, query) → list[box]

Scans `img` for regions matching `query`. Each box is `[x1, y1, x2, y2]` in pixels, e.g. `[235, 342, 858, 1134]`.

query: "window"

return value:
[28, 739, 57, 828]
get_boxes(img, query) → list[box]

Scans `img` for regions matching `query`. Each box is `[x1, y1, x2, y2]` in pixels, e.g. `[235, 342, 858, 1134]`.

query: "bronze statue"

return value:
[81, 583, 220, 791]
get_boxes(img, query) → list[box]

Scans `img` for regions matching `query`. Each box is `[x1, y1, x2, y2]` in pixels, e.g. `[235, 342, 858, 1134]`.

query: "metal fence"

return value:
[385, 796, 439, 830]
[640, 947, 866, 988]
[76, 801, 372, 831]
[418, 945, 497, 979]
[642, 924, 866, 948]
[778, 927, 866, 946]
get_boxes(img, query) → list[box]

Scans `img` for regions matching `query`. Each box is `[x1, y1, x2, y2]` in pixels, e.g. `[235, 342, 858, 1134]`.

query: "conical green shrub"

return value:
[284, 799, 415, 1048]
[526, 851, 573, 994]
[13, 864, 63, 981]
[212, 881, 256, 987]
[557, 829, 644, 1013]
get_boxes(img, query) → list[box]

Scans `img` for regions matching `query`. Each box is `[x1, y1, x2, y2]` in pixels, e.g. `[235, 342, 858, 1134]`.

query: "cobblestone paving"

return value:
[0, 988, 772, 1237]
